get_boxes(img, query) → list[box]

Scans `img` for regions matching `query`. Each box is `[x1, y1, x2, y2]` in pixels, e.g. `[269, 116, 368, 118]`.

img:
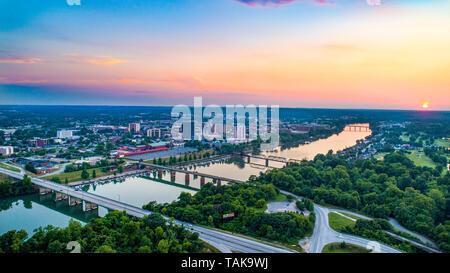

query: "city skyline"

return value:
[1, 0, 449, 110]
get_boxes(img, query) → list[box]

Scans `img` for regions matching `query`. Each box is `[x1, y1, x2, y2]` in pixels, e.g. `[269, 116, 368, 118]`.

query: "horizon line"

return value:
[0, 104, 448, 112]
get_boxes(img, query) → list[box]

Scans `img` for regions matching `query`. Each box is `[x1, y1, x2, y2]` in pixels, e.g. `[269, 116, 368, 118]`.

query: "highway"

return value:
[279, 190, 402, 253]
[0, 167, 294, 253]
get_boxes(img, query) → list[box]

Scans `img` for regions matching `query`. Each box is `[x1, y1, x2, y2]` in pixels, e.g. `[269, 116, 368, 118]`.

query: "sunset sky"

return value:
[0, 0, 449, 110]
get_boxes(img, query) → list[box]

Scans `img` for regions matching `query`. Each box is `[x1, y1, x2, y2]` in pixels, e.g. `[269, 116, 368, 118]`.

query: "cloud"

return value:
[234, 0, 370, 7]
[66, 0, 81, 6]
[0, 57, 43, 64]
[64, 54, 126, 65]
[234, 0, 297, 6]
[0, 77, 48, 84]
[119, 77, 204, 90]
[314, 0, 335, 6]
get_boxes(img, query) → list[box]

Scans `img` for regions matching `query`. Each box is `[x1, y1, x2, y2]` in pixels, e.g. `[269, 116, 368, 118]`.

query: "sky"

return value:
[0, 0, 449, 110]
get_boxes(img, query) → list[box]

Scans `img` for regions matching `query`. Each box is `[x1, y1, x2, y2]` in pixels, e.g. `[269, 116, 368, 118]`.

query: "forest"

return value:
[0, 211, 210, 253]
[144, 183, 314, 245]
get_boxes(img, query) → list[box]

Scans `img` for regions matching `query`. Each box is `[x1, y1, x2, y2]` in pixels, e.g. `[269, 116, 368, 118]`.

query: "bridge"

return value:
[236, 152, 305, 167]
[129, 160, 247, 185]
[344, 124, 371, 132]
[0, 167, 294, 253]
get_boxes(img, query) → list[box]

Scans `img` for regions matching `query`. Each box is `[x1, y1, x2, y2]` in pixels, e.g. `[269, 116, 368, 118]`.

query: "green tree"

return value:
[81, 169, 89, 180]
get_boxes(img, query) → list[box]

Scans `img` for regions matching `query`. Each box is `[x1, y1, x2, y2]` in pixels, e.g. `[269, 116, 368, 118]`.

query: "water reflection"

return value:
[261, 123, 372, 161]
[0, 194, 95, 236]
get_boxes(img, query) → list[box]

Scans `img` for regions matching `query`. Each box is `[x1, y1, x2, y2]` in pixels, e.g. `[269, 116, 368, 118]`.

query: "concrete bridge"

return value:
[129, 160, 247, 185]
[1, 168, 150, 217]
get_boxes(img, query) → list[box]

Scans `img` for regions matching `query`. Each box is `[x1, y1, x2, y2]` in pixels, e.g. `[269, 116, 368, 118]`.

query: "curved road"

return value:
[280, 190, 401, 253]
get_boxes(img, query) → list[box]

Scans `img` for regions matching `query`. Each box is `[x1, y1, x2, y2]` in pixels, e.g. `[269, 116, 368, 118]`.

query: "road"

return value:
[0, 167, 295, 253]
[280, 190, 401, 253]
[39, 162, 70, 177]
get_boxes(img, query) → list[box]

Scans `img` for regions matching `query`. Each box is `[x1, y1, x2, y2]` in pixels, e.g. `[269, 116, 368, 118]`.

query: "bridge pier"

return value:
[158, 169, 163, 179]
[200, 177, 205, 188]
[68, 196, 82, 206]
[217, 180, 221, 187]
[39, 187, 52, 195]
[54, 192, 68, 202]
[171, 171, 176, 182]
[82, 200, 98, 212]
[265, 159, 269, 167]
[247, 156, 251, 163]
[185, 173, 190, 184]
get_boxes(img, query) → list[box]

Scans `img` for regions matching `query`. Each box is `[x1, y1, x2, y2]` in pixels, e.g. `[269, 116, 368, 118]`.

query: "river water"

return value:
[0, 124, 371, 236]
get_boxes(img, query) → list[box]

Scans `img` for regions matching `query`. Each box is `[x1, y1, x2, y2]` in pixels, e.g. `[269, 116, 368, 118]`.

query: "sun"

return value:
[420, 101, 430, 109]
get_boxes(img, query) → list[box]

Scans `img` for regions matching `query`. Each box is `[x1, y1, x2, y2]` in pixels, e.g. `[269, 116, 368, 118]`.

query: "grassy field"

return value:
[322, 242, 371, 253]
[374, 152, 387, 160]
[328, 212, 356, 232]
[341, 212, 363, 220]
[399, 134, 410, 142]
[405, 150, 436, 168]
[0, 163, 20, 172]
[46, 166, 117, 183]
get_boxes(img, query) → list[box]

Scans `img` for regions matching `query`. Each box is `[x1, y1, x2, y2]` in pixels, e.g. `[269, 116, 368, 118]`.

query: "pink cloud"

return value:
[64, 54, 126, 65]
[234, 0, 335, 6]
[0, 77, 48, 84]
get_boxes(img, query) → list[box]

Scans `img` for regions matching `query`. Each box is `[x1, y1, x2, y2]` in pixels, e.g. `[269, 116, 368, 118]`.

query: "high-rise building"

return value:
[128, 123, 141, 133]
[29, 139, 49, 147]
[57, 130, 73, 139]
[0, 146, 14, 156]
[146, 128, 161, 138]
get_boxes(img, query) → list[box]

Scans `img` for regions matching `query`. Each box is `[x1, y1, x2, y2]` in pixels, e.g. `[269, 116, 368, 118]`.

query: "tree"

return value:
[81, 169, 89, 180]
[25, 163, 36, 174]
[95, 245, 116, 253]
[157, 239, 169, 253]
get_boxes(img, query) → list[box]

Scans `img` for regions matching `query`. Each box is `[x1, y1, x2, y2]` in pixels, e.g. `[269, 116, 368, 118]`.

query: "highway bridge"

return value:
[0, 167, 294, 253]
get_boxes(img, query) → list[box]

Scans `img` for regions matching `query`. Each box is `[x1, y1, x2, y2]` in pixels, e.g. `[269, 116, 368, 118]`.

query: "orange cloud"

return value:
[64, 54, 126, 65]
[118, 77, 204, 90]
[0, 58, 42, 64]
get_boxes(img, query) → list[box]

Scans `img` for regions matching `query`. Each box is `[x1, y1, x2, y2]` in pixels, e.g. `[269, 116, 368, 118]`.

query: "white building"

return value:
[0, 146, 14, 156]
[57, 130, 73, 139]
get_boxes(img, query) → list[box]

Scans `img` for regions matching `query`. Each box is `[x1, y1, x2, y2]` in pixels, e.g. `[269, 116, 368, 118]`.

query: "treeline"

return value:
[0, 175, 35, 199]
[257, 151, 450, 252]
[424, 148, 448, 166]
[152, 151, 216, 166]
[144, 183, 314, 244]
[64, 159, 124, 173]
[0, 211, 209, 253]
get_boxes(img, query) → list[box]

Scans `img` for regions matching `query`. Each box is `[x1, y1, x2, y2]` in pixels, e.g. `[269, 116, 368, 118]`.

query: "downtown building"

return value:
[0, 146, 14, 156]
[128, 123, 141, 133]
